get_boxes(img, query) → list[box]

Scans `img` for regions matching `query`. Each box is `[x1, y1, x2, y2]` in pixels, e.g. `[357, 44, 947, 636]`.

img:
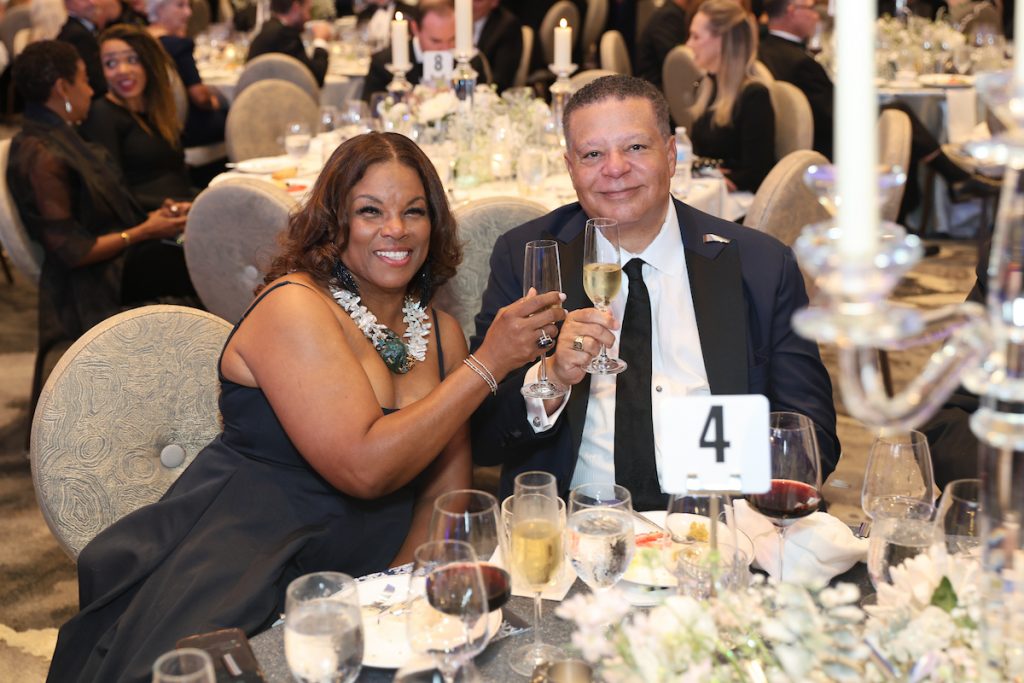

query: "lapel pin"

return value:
[703, 233, 731, 244]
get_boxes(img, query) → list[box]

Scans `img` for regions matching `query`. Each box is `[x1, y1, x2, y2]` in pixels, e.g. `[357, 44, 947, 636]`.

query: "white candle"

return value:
[554, 18, 572, 69]
[455, 0, 473, 55]
[391, 11, 409, 70]
[1015, 0, 1024, 83]
[835, 0, 878, 257]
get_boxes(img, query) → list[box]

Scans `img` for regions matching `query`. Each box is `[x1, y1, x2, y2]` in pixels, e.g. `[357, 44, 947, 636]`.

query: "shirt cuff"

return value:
[523, 361, 570, 432]
[312, 38, 329, 51]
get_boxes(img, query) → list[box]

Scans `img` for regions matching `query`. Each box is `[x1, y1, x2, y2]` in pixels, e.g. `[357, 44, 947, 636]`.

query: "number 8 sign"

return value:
[421, 50, 454, 84]
[656, 395, 771, 494]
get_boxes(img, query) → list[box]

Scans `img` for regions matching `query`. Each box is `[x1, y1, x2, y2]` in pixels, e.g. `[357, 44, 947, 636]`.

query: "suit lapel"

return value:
[678, 202, 749, 394]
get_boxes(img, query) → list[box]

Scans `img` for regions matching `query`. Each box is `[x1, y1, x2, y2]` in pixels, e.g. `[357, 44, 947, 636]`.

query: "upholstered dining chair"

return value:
[12, 27, 30, 58]
[0, 5, 31, 61]
[31, 305, 232, 558]
[0, 139, 42, 284]
[569, 68, 617, 93]
[435, 196, 549, 342]
[539, 1, 581, 66]
[186, 0, 211, 37]
[877, 107, 913, 224]
[184, 177, 297, 323]
[662, 45, 705, 131]
[599, 30, 632, 75]
[580, 0, 609, 65]
[514, 25, 533, 88]
[235, 53, 320, 103]
[225, 79, 319, 162]
[743, 149, 830, 250]
[753, 59, 775, 83]
[768, 80, 813, 160]
[168, 67, 189, 128]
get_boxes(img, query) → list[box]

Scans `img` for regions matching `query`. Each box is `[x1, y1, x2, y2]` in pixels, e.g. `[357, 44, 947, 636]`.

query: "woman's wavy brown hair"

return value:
[262, 132, 461, 300]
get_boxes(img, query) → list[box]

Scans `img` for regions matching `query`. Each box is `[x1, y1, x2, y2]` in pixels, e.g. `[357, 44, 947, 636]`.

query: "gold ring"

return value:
[572, 335, 585, 352]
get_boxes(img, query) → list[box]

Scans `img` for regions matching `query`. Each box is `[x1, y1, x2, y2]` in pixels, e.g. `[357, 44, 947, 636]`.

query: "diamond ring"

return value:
[572, 335, 585, 352]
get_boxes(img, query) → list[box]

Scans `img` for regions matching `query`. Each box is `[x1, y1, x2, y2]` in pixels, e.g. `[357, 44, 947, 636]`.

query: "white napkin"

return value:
[733, 499, 868, 586]
[946, 87, 978, 144]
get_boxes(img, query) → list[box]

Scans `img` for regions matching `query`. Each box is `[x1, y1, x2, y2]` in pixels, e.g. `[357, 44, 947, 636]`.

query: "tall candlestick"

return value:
[455, 0, 473, 55]
[391, 11, 409, 69]
[835, 0, 878, 257]
[1015, 0, 1024, 83]
[554, 18, 572, 70]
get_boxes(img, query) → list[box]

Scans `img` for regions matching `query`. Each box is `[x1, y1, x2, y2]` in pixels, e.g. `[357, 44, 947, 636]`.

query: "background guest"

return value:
[472, 0, 521, 92]
[31, 0, 69, 41]
[57, 0, 107, 95]
[357, 0, 416, 46]
[147, 0, 227, 146]
[635, 0, 689, 90]
[687, 0, 774, 192]
[247, 0, 332, 87]
[81, 25, 194, 210]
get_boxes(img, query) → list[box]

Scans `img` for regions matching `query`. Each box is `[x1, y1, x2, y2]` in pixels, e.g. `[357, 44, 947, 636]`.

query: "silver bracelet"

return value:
[463, 354, 497, 395]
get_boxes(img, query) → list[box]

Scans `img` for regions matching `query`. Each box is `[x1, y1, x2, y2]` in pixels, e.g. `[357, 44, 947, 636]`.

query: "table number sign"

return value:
[421, 50, 455, 85]
[657, 395, 771, 494]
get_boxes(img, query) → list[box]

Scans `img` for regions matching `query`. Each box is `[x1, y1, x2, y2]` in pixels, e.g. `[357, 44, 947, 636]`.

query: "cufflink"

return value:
[703, 233, 731, 244]
[532, 417, 542, 427]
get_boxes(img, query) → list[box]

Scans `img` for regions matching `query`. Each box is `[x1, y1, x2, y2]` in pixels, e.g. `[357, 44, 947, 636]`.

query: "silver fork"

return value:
[363, 583, 397, 615]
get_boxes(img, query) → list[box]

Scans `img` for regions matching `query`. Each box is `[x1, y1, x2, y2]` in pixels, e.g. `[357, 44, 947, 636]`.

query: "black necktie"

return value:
[614, 258, 664, 511]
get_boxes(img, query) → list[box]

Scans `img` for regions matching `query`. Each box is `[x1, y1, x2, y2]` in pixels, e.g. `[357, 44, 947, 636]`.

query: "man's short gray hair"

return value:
[147, 0, 172, 22]
[562, 75, 672, 144]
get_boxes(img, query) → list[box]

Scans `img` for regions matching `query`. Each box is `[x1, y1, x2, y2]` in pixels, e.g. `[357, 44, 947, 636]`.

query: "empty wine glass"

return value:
[320, 105, 339, 133]
[566, 483, 634, 591]
[406, 540, 489, 683]
[662, 493, 742, 599]
[284, 572, 363, 683]
[936, 478, 982, 556]
[521, 240, 567, 400]
[152, 648, 215, 683]
[284, 120, 312, 162]
[867, 499, 942, 590]
[583, 218, 626, 375]
[429, 490, 510, 613]
[514, 470, 558, 499]
[862, 430, 935, 521]
[507, 492, 565, 676]
[745, 412, 822, 583]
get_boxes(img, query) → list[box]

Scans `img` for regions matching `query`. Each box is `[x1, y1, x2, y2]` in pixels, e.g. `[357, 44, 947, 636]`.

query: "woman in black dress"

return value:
[81, 25, 195, 210]
[686, 0, 775, 193]
[6, 41, 193, 378]
[46, 131, 567, 683]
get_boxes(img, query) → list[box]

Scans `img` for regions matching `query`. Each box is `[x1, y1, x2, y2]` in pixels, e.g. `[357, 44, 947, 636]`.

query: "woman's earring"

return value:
[64, 99, 72, 115]
[414, 261, 433, 305]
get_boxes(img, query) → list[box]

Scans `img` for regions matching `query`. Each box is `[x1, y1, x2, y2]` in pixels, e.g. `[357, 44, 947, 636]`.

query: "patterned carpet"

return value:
[0, 239, 980, 681]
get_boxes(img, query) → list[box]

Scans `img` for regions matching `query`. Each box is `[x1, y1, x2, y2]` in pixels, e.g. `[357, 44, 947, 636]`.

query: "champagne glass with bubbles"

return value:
[567, 483, 635, 591]
[583, 218, 627, 375]
[521, 240, 567, 399]
[284, 572, 363, 683]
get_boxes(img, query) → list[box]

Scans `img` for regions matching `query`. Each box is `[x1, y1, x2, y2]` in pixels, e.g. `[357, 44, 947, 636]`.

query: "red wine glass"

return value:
[746, 411, 822, 582]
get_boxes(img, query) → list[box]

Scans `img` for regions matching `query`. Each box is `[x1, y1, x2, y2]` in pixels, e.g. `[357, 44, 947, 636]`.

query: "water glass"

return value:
[152, 648, 215, 683]
[867, 499, 941, 590]
[936, 478, 982, 556]
[662, 493, 743, 599]
[320, 105, 339, 133]
[566, 483, 635, 591]
[284, 121, 312, 162]
[516, 147, 547, 196]
[862, 430, 935, 520]
[284, 572, 363, 683]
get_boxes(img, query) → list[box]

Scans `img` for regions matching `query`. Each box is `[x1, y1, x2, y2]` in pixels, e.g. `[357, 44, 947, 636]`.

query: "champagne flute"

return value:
[936, 478, 982, 556]
[566, 483, 635, 591]
[521, 240, 567, 399]
[514, 470, 558, 499]
[152, 648, 215, 683]
[582, 218, 626, 375]
[429, 490, 510, 613]
[406, 540, 489, 683]
[745, 412, 822, 583]
[861, 430, 935, 521]
[284, 572, 363, 683]
[508, 492, 565, 676]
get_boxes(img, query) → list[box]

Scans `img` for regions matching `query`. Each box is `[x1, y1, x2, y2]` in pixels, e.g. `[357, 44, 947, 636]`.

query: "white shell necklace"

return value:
[329, 285, 431, 374]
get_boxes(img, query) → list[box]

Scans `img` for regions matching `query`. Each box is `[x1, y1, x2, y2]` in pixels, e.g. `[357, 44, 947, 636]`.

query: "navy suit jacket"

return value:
[247, 17, 328, 86]
[58, 17, 106, 97]
[469, 198, 840, 499]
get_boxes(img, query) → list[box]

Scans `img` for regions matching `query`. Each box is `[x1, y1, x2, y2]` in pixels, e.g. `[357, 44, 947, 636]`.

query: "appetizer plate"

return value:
[234, 156, 296, 174]
[918, 73, 974, 88]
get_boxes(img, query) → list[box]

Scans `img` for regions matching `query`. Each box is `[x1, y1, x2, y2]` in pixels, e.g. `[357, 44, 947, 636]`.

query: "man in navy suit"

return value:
[58, 0, 108, 96]
[247, 0, 332, 86]
[470, 75, 839, 507]
[472, 0, 522, 92]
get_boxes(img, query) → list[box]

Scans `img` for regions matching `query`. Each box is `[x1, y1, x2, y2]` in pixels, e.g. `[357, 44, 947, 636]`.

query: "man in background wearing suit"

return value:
[470, 75, 839, 508]
[472, 0, 522, 92]
[635, 0, 689, 90]
[247, 0, 332, 86]
[58, 0, 108, 96]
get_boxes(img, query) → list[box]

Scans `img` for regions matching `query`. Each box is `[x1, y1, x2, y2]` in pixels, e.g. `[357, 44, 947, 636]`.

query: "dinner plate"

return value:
[233, 156, 296, 174]
[356, 575, 501, 669]
[917, 73, 974, 88]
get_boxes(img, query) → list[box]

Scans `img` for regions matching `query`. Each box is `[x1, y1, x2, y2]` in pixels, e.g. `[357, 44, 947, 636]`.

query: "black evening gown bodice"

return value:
[46, 281, 441, 683]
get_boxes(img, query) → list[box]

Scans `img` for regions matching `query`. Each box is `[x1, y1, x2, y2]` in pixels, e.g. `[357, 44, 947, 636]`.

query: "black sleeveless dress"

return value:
[47, 282, 447, 683]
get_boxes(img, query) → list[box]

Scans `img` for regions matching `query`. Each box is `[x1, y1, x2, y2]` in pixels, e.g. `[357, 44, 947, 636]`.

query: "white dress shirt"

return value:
[523, 199, 711, 489]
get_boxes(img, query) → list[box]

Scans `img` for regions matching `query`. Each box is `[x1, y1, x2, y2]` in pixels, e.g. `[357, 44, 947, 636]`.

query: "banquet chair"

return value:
[599, 30, 631, 76]
[768, 80, 813, 160]
[435, 196, 549, 341]
[186, 0, 211, 38]
[225, 79, 319, 162]
[877, 107, 912, 224]
[235, 53, 320, 103]
[12, 27, 30, 58]
[0, 5, 31, 60]
[743, 149, 829, 251]
[0, 139, 42, 284]
[539, 1, 580, 66]
[662, 45, 705, 131]
[168, 67, 189, 128]
[569, 68, 617, 93]
[185, 177, 297, 323]
[31, 305, 232, 559]
[514, 25, 533, 88]
[580, 0, 608, 66]
[753, 60, 775, 83]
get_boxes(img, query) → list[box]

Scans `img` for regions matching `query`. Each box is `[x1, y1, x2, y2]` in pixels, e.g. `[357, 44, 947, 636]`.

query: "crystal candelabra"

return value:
[792, 69, 1024, 679]
[451, 49, 478, 109]
[549, 63, 578, 148]
[385, 62, 413, 103]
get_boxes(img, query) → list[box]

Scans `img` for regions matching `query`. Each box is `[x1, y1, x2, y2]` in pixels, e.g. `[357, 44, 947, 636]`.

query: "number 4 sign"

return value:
[656, 395, 771, 494]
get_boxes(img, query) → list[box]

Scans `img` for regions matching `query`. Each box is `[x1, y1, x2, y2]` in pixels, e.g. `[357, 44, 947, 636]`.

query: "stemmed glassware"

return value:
[284, 572, 363, 683]
[566, 483, 635, 591]
[582, 218, 627, 375]
[284, 120, 312, 163]
[861, 430, 935, 522]
[662, 493, 742, 599]
[405, 540, 489, 683]
[936, 478, 982, 557]
[521, 240, 567, 399]
[507, 483, 565, 675]
[152, 648, 215, 683]
[866, 499, 941, 590]
[745, 412, 822, 583]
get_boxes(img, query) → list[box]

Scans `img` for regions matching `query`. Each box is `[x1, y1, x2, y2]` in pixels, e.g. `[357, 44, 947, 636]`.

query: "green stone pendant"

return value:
[376, 330, 411, 374]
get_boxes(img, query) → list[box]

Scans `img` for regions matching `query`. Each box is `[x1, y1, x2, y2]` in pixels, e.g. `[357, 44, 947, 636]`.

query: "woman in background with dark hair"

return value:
[46, 131, 566, 683]
[82, 24, 194, 210]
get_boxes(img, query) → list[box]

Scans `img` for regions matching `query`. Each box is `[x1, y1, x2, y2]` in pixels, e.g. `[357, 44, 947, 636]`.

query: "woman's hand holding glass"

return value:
[472, 289, 565, 385]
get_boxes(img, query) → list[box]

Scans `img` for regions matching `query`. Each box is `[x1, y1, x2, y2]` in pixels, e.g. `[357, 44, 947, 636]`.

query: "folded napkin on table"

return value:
[491, 546, 576, 601]
[733, 499, 868, 586]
